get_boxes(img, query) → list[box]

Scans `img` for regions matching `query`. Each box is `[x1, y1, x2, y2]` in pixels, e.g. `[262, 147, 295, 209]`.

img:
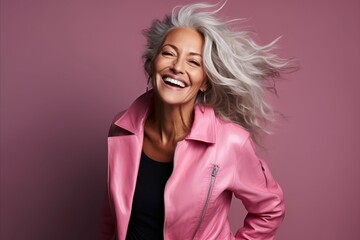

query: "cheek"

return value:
[151, 59, 163, 80]
[154, 55, 168, 71]
[194, 72, 207, 86]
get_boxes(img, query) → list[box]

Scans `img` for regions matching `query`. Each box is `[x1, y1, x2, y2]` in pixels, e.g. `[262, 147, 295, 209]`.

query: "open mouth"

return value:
[163, 77, 186, 88]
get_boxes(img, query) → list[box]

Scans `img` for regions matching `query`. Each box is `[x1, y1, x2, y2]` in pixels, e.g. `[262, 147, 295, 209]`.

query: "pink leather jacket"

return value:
[101, 91, 285, 240]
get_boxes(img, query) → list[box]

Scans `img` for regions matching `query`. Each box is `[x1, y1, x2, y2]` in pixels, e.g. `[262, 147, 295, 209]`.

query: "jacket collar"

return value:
[114, 90, 216, 144]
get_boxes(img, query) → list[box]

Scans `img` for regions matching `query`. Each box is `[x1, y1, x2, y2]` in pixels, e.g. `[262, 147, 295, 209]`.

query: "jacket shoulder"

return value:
[108, 110, 132, 137]
[215, 117, 251, 146]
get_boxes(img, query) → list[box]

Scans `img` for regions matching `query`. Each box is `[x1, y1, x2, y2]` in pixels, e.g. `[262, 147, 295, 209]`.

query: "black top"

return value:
[126, 151, 173, 240]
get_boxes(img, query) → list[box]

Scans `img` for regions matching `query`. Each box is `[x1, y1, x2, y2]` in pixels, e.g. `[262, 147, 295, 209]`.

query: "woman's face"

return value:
[152, 27, 207, 108]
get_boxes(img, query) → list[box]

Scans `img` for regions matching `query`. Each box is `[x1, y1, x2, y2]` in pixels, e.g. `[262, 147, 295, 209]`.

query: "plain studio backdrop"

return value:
[1, 0, 359, 239]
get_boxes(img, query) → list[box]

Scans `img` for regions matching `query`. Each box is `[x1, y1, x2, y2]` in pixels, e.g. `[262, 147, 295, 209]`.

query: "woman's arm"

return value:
[231, 137, 285, 240]
[100, 191, 116, 240]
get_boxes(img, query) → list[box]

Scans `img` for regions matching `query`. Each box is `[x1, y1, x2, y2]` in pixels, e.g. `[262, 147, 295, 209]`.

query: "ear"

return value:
[200, 77, 208, 92]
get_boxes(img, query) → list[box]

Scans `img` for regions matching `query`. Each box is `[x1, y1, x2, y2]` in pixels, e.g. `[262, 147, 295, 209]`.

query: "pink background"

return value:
[1, 0, 359, 239]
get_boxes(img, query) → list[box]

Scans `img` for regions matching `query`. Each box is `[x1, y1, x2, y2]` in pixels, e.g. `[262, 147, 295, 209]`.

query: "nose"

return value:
[171, 59, 184, 74]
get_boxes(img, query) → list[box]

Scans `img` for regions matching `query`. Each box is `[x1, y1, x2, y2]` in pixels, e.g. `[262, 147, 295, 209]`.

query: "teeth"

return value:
[163, 77, 186, 88]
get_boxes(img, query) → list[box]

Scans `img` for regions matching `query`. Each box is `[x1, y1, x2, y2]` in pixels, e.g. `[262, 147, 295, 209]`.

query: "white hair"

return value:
[143, 2, 295, 144]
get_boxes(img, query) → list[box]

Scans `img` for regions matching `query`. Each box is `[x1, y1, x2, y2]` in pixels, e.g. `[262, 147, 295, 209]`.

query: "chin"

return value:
[155, 91, 196, 108]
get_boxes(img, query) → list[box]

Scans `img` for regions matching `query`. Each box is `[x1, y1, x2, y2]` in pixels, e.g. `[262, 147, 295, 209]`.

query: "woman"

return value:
[101, 2, 292, 240]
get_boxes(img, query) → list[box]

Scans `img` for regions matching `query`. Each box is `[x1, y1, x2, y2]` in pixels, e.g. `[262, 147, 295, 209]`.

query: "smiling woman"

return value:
[152, 28, 207, 110]
[143, 27, 208, 163]
[100, 2, 294, 240]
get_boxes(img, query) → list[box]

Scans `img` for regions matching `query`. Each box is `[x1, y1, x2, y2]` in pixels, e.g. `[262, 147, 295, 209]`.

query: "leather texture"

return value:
[100, 91, 285, 240]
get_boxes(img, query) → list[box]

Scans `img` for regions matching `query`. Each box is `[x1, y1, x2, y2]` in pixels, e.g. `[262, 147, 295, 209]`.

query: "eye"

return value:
[161, 51, 175, 57]
[189, 60, 201, 67]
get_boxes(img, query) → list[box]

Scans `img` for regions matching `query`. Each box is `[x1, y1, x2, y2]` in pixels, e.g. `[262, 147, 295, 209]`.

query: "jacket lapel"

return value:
[108, 91, 153, 239]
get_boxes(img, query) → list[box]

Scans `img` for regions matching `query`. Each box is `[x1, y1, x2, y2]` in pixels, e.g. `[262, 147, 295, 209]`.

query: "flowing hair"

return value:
[142, 1, 296, 145]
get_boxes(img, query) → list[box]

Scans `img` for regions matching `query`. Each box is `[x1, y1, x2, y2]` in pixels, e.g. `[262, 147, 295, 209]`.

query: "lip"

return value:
[161, 74, 188, 88]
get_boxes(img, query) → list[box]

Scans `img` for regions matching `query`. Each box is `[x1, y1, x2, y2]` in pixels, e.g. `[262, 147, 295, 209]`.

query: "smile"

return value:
[163, 77, 186, 88]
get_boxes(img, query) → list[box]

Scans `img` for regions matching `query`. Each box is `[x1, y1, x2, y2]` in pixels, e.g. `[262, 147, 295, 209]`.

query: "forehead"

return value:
[162, 28, 204, 52]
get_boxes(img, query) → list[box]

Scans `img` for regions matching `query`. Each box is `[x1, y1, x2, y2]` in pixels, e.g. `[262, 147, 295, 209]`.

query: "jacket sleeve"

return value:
[100, 191, 116, 240]
[232, 137, 285, 240]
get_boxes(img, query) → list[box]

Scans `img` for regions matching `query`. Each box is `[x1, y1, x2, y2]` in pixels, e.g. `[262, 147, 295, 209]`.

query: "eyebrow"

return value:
[162, 44, 202, 57]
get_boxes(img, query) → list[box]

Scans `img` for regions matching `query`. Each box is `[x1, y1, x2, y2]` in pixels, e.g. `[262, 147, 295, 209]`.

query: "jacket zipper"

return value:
[191, 164, 219, 240]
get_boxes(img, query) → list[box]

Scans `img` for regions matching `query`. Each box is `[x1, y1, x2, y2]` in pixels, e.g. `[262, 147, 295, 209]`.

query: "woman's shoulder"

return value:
[108, 91, 153, 137]
[214, 115, 250, 144]
[108, 110, 129, 137]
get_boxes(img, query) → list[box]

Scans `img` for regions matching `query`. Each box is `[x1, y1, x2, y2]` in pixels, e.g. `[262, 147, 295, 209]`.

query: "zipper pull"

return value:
[211, 165, 219, 177]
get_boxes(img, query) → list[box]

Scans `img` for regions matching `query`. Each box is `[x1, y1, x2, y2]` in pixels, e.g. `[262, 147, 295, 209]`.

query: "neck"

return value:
[150, 96, 195, 144]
